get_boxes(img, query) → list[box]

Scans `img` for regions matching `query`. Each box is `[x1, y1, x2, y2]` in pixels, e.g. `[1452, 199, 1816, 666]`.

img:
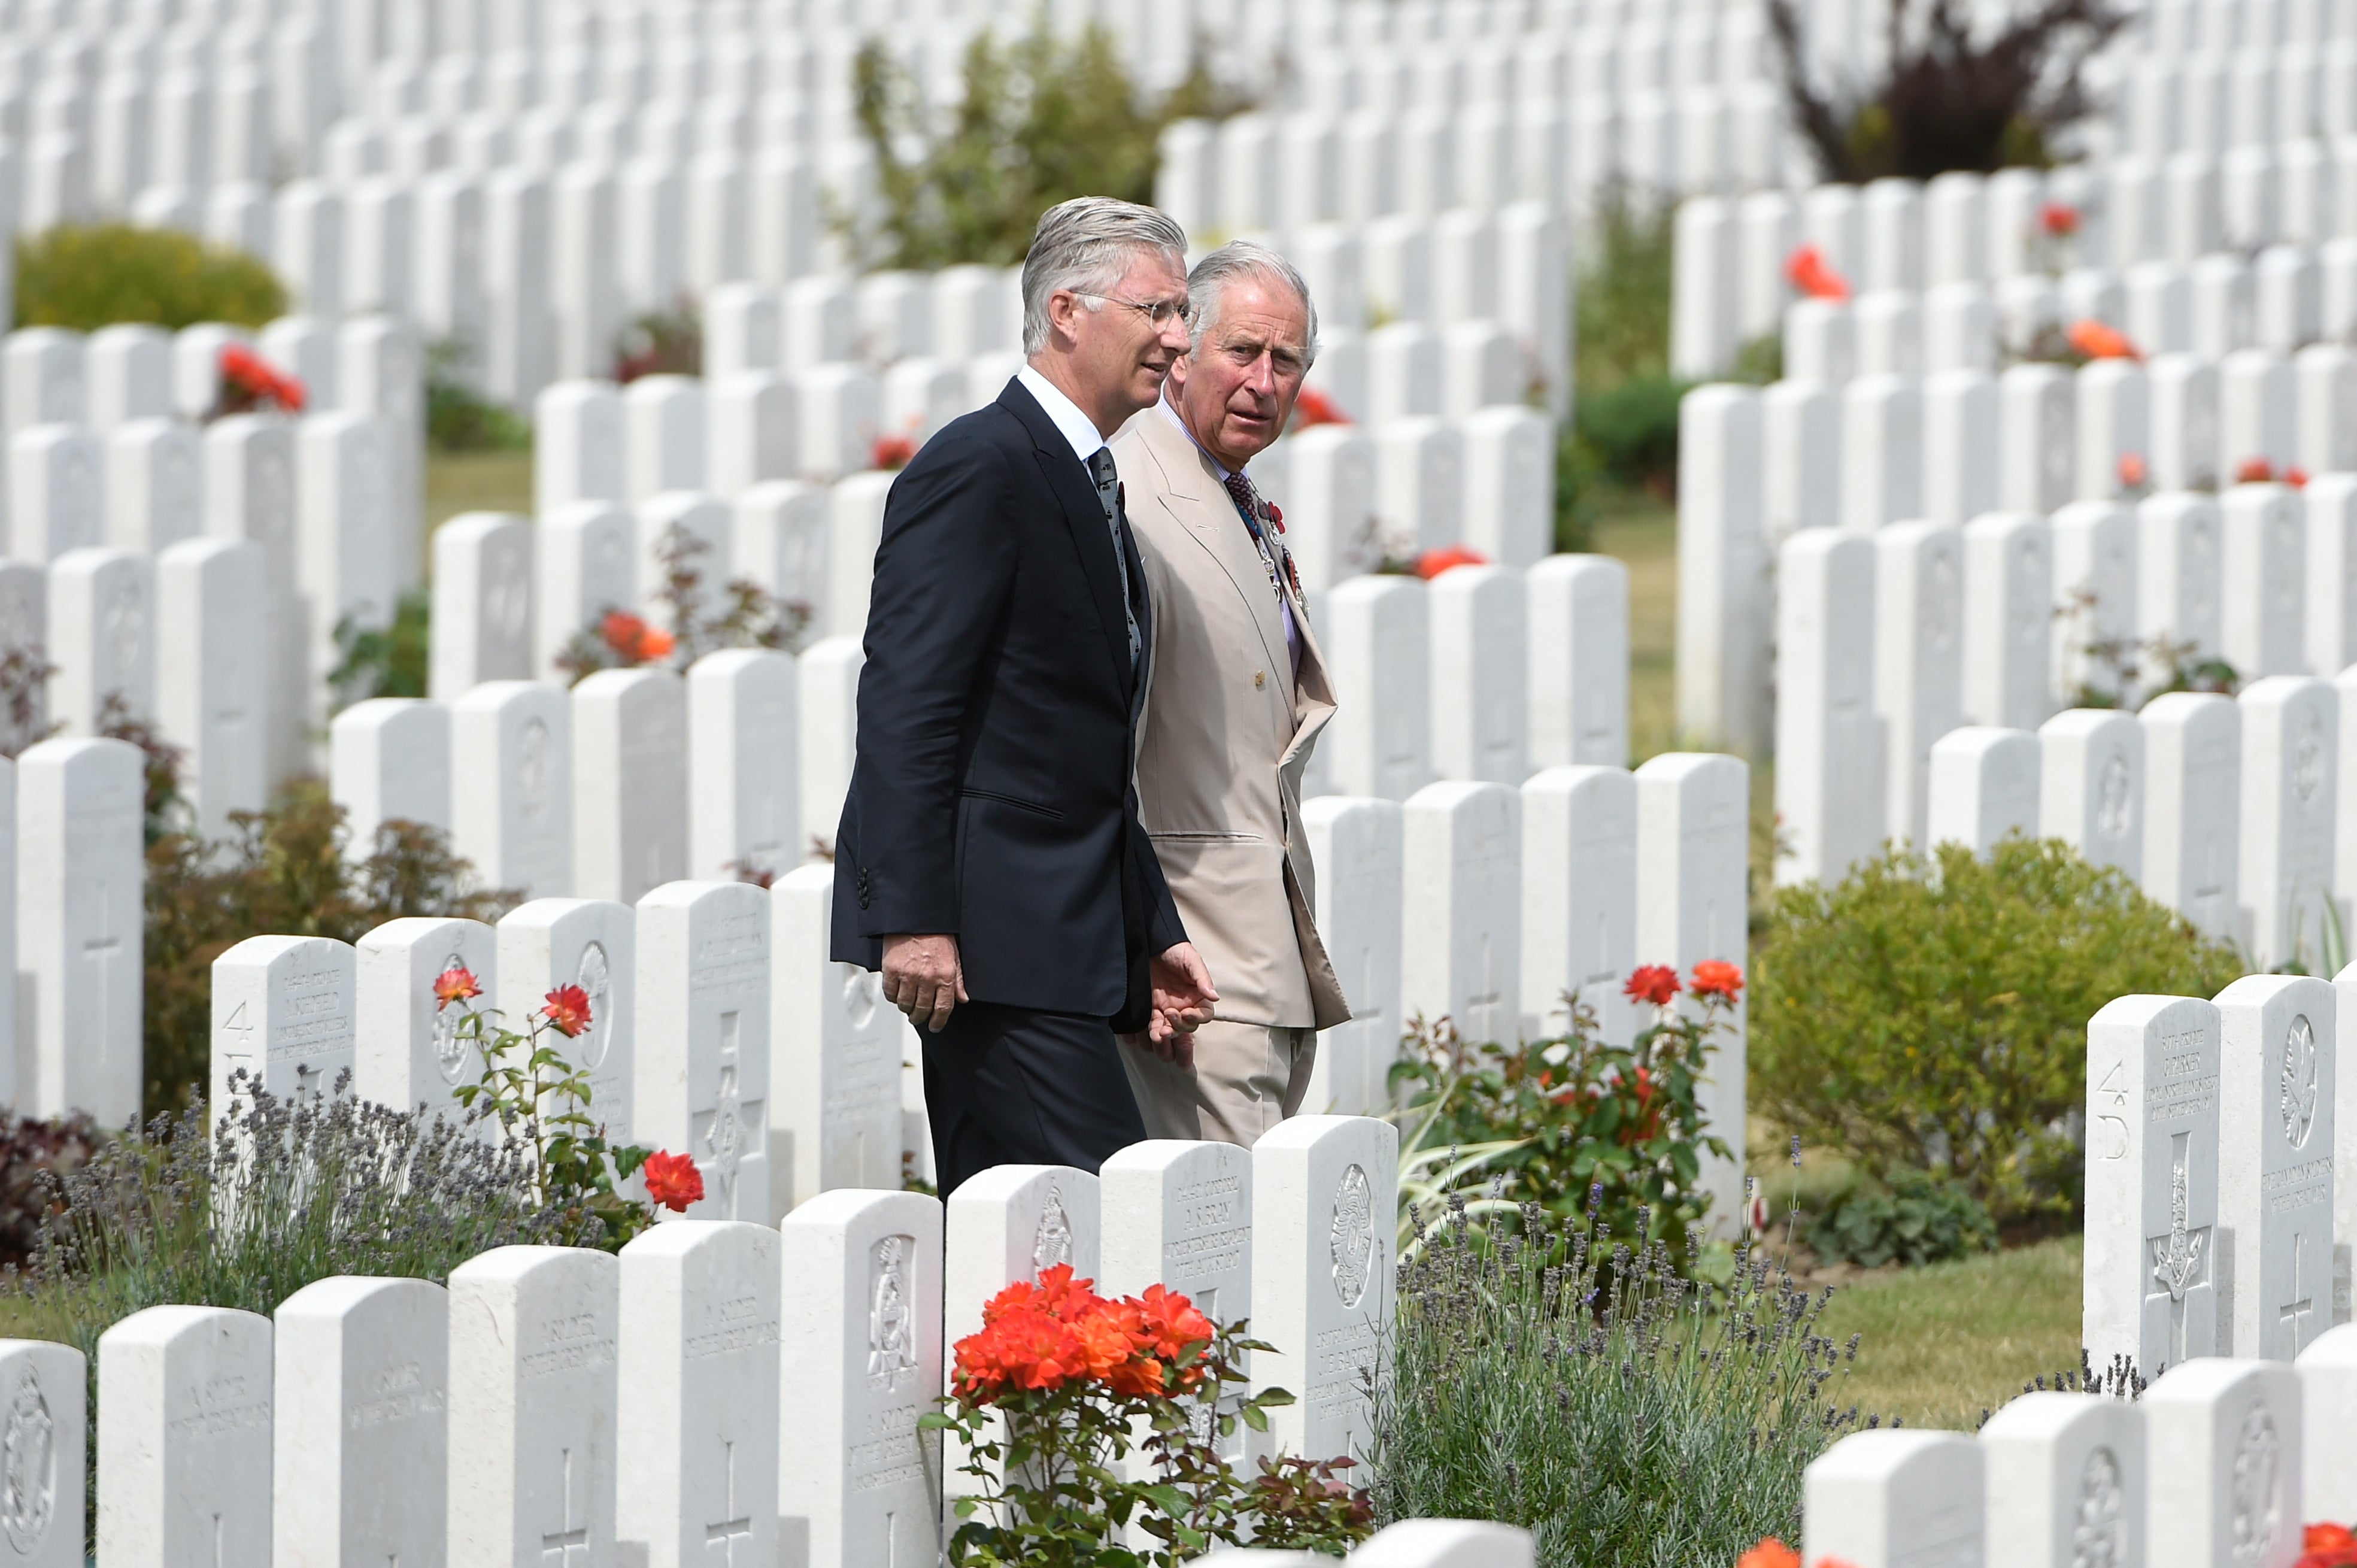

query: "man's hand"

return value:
[882, 933, 967, 1032]
[1149, 942, 1218, 1044]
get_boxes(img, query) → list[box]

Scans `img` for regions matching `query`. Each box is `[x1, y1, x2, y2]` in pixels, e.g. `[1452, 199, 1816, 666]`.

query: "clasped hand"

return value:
[882, 934, 1218, 1066]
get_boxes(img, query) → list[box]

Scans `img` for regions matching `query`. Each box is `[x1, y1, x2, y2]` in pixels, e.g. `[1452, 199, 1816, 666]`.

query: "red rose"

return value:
[2236, 457, 2276, 484]
[642, 1150, 704, 1212]
[1691, 960, 1745, 1000]
[1624, 965, 1682, 1008]
[1412, 545, 1488, 580]
[2040, 202, 2080, 238]
[1785, 245, 1851, 302]
[541, 984, 593, 1037]
[432, 966, 482, 1011]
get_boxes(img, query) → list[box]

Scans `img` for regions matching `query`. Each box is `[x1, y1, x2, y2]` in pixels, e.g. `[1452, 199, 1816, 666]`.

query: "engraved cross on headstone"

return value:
[705, 1439, 754, 1564]
[541, 1446, 590, 1566]
[2146, 1132, 2210, 1367]
[2280, 1232, 2317, 1352]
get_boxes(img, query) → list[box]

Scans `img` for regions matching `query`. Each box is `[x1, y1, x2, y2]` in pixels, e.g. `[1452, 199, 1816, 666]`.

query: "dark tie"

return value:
[1087, 447, 1140, 669]
[1222, 469, 1290, 605]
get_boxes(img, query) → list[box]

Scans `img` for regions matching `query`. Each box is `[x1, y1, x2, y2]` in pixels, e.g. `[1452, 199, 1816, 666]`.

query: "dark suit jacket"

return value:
[830, 378, 1187, 1031]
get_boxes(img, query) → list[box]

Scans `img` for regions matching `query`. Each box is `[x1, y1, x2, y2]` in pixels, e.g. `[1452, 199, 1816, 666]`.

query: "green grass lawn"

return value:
[425, 447, 533, 537]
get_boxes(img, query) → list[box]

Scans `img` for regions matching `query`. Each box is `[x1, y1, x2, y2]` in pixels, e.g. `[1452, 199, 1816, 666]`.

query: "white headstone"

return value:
[2300, 1323, 2357, 1520]
[1676, 384, 1768, 753]
[1374, 418, 1464, 551]
[2038, 709, 2144, 878]
[795, 362, 879, 481]
[572, 666, 688, 905]
[46, 545, 153, 733]
[1774, 530, 1881, 887]
[86, 323, 171, 433]
[730, 480, 828, 627]
[2076, 359, 2150, 503]
[1803, 1430, 1983, 1568]
[430, 511, 535, 699]
[1278, 426, 1379, 592]
[1920, 368, 1998, 525]
[1961, 511, 2053, 732]
[2049, 501, 2138, 706]
[499, 898, 635, 1145]
[0, 1342, 84, 1568]
[2085, 993, 2223, 1378]
[1301, 796, 1404, 1117]
[272, 1276, 448, 1568]
[2138, 491, 2225, 683]
[1978, 1392, 2145, 1568]
[11, 423, 107, 563]
[1251, 1115, 1396, 1467]
[2217, 973, 2336, 1360]
[296, 410, 392, 746]
[1999, 362, 2077, 515]
[445, 1245, 620, 1568]
[535, 502, 637, 683]
[1763, 379, 1842, 541]
[614, 1221, 780, 1568]
[4, 328, 87, 435]
[96, 1306, 270, 1568]
[797, 638, 863, 854]
[1349, 1521, 1535, 1567]
[21, 735, 142, 1121]
[2143, 1358, 2303, 1568]
[1525, 555, 1627, 771]
[1321, 576, 1430, 802]
[1873, 521, 1965, 850]
[354, 915, 497, 1119]
[769, 863, 900, 1214]
[824, 469, 893, 640]
[776, 1188, 943, 1568]
[1927, 726, 2040, 854]
[330, 696, 452, 851]
[1427, 563, 1526, 785]
[624, 374, 707, 504]
[1100, 1139, 1255, 1462]
[1520, 765, 1636, 1045]
[1458, 406, 1551, 568]
[2148, 351, 2221, 492]
[1839, 373, 1922, 530]
[536, 380, 624, 516]
[635, 879, 771, 1224]
[2306, 475, 2357, 680]
[211, 932, 354, 1115]
[687, 648, 797, 883]
[201, 412, 303, 783]
[1401, 780, 1519, 1045]
[2220, 481, 2307, 680]
[450, 681, 571, 900]
[2141, 692, 2243, 944]
[2238, 676, 2337, 974]
[707, 369, 796, 498]
[105, 418, 204, 554]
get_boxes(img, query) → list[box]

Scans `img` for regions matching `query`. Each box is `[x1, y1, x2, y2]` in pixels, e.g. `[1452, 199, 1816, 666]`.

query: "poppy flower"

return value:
[1412, 545, 1488, 580]
[2117, 452, 2149, 490]
[872, 432, 918, 471]
[1785, 245, 1851, 302]
[432, 966, 482, 1011]
[2236, 457, 2276, 484]
[1625, 965, 1682, 1007]
[1691, 960, 1745, 1000]
[542, 984, 593, 1037]
[642, 1150, 703, 1212]
[2040, 202, 2080, 238]
[218, 344, 307, 413]
[2067, 319, 2141, 361]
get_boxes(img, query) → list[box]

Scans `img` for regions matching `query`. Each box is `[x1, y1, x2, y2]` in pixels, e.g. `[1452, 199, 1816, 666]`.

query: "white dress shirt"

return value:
[1015, 364, 1110, 466]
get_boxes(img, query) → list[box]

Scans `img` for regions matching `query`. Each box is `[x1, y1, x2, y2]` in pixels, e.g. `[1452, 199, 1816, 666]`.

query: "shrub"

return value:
[142, 782, 514, 1117]
[15, 223, 286, 332]
[0, 1115, 101, 1272]
[555, 521, 810, 683]
[1574, 374, 1687, 496]
[1767, 0, 2130, 182]
[1570, 184, 1683, 496]
[848, 21, 1252, 269]
[330, 588, 432, 706]
[1802, 1170, 1998, 1269]
[614, 301, 703, 382]
[425, 337, 531, 452]
[1371, 1202, 1862, 1566]
[1751, 838, 2244, 1223]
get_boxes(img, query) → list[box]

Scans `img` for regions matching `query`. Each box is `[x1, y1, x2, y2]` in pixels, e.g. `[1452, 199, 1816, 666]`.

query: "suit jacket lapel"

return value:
[999, 380, 1136, 701]
[1135, 411, 1293, 690]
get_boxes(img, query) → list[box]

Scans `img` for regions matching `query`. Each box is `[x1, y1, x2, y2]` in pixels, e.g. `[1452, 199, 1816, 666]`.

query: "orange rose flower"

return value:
[2235, 457, 2276, 484]
[1412, 545, 1488, 580]
[1737, 1539, 1801, 1568]
[2117, 451, 2149, 490]
[2040, 202, 2080, 238]
[432, 965, 482, 1011]
[2067, 319, 2141, 361]
[542, 984, 593, 1037]
[642, 1150, 704, 1212]
[1691, 960, 1745, 1000]
[2286, 466, 2310, 489]
[1624, 965, 1681, 1007]
[1785, 245, 1851, 302]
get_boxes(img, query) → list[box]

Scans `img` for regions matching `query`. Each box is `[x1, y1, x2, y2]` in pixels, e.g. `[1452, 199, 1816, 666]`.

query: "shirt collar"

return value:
[1157, 394, 1237, 483]
[1016, 363, 1109, 469]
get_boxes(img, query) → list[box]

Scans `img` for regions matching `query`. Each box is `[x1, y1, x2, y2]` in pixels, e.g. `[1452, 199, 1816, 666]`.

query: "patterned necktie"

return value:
[1087, 447, 1140, 669]
[1222, 470, 1289, 603]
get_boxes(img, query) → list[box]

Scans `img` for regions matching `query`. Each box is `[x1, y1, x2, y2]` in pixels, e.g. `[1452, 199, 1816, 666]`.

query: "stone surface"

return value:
[1525, 556, 1627, 774]
[2298, 1323, 2357, 1522]
[1427, 563, 1527, 785]
[211, 933, 355, 1114]
[1774, 530, 1880, 888]
[45, 545, 154, 735]
[430, 511, 535, 700]
[534, 501, 636, 683]
[769, 865, 902, 1215]
[796, 638, 863, 855]
[1349, 1520, 1535, 1567]
[1321, 576, 1431, 802]
[1803, 1430, 1983, 1568]
[2143, 1358, 2303, 1568]
[2238, 677, 2338, 973]
[2141, 693, 2242, 944]
[1100, 1140, 1255, 1465]
[687, 648, 798, 884]
[1927, 726, 2040, 854]
[498, 898, 636, 1147]
[1961, 512, 2053, 732]
[2038, 709, 2145, 879]
[446, 1245, 620, 1568]
[1301, 796, 1403, 1116]
[0, 1340, 85, 1568]
[2220, 482, 2308, 680]
[1519, 766, 1636, 1046]
[96, 1306, 271, 1568]
[635, 880, 772, 1225]
[1979, 1392, 2144, 1568]
[330, 696, 452, 848]
[272, 1276, 449, 1568]
[1400, 781, 1519, 1047]
[2138, 492, 2226, 683]
[20, 736, 144, 1122]
[2306, 475, 2357, 678]
[354, 915, 498, 1121]
[1676, 384, 1768, 755]
[1873, 521, 1965, 850]
[450, 681, 572, 900]
[2217, 974, 2337, 1360]
[154, 538, 268, 840]
[2049, 501, 2138, 705]
[572, 666, 688, 905]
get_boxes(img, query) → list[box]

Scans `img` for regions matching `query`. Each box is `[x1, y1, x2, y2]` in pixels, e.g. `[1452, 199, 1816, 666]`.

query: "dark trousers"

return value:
[923, 1000, 1149, 1196]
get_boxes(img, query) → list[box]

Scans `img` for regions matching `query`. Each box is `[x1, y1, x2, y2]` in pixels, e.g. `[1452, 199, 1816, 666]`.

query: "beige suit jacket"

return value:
[1113, 406, 1352, 1032]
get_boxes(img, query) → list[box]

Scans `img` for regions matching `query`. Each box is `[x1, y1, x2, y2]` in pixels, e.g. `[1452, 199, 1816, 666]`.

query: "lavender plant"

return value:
[1369, 1195, 1862, 1567]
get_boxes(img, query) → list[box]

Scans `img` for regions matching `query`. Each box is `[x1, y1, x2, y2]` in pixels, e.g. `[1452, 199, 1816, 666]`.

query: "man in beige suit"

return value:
[1110, 241, 1352, 1144]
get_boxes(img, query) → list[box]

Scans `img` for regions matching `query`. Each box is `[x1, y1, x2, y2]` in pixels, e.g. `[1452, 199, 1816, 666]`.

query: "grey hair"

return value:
[1020, 196, 1190, 355]
[1186, 241, 1320, 367]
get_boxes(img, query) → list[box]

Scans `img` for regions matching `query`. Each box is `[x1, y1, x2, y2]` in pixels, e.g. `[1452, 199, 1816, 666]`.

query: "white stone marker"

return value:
[1521, 766, 1636, 1046]
[47, 545, 154, 733]
[778, 1188, 943, 1568]
[154, 537, 267, 839]
[2334, 963, 2357, 1329]
[1961, 511, 2054, 732]
[797, 638, 863, 854]
[430, 510, 535, 699]
[1775, 530, 1881, 888]
[1676, 384, 1769, 754]
[1525, 555, 1628, 771]
[536, 380, 624, 515]
[1803, 1430, 1983, 1568]
[2221, 481, 2308, 680]
[2076, 358, 2149, 503]
[2218, 973, 2337, 1361]
[769, 864, 902, 1215]
[2141, 693, 2243, 945]
[573, 666, 688, 905]
[1874, 521, 1965, 850]
[2144, 1358, 2303, 1568]
[1349, 1521, 1534, 1567]
[331, 697, 453, 850]
[447, 1245, 620, 1568]
[273, 1276, 449, 1568]
[1101, 1139, 1255, 1461]
[687, 648, 797, 884]
[1460, 405, 1551, 568]
[355, 915, 497, 1118]
[202, 412, 303, 784]
[1633, 751, 1749, 1230]
[1920, 369, 1998, 525]
[637, 492, 732, 633]
[13, 423, 107, 563]
[2301, 1323, 2357, 1520]
[2307, 475, 2357, 679]
[1999, 362, 2077, 515]
[732, 480, 829, 624]
[2049, 501, 2138, 706]
[824, 469, 893, 641]
[1302, 797, 1404, 1117]
[21, 736, 142, 1123]
[1427, 563, 1526, 785]
[0, 1342, 85, 1568]
[97, 1306, 271, 1568]
[1252, 1114, 1396, 1467]
[2038, 709, 2144, 878]
[107, 418, 204, 554]
[615, 1221, 781, 1568]
[2238, 677, 2338, 975]
[636, 881, 772, 1225]
[1979, 1391, 2144, 1568]
[450, 681, 572, 900]
[1839, 374, 1922, 531]
[1401, 781, 1520, 1046]
[2138, 491, 2226, 683]
[295, 411, 394, 744]
[1763, 380, 1841, 542]
[1927, 726, 2040, 854]
[2148, 352, 2221, 492]
[2085, 994, 2223, 1378]
[1322, 575, 1431, 802]
[535, 502, 637, 684]
[500, 899, 636, 1145]
[211, 933, 355, 1116]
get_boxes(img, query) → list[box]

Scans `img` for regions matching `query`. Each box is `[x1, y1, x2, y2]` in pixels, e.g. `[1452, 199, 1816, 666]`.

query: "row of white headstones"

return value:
[0, 1114, 1481, 1567]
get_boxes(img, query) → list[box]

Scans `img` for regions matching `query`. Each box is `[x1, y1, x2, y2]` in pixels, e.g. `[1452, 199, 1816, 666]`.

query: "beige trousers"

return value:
[1118, 1019, 1319, 1146]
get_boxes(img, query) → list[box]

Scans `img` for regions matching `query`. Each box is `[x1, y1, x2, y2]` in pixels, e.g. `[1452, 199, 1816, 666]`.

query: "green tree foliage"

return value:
[16, 223, 286, 332]
[1767, 0, 2129, 182]
[1752, 838, 2244, 1224]
[1569, 184, 1685, 498]
[848, 21, 1252, 270]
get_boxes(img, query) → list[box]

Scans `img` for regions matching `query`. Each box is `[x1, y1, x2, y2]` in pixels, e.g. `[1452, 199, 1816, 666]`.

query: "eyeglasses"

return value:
[1073, 291, 1196, 327]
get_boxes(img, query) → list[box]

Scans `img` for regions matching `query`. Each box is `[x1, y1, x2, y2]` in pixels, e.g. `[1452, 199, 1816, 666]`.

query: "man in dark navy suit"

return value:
[832, 196, 1220, 1195]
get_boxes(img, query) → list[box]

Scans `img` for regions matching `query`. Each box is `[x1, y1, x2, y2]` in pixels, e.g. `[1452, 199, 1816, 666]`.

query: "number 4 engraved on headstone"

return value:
[541, 1446, 589, 1566]
[2148, 1132, 2209, 1368]
[706, 1439, 754, 1564]
[2280, 1232, 2317, 1352]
